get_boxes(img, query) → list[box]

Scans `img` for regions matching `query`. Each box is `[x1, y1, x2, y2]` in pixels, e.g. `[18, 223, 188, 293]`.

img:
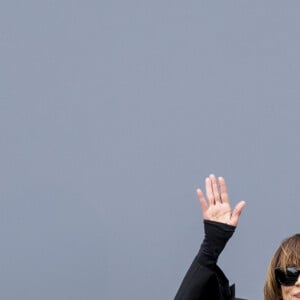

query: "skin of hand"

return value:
[197, 174, 246, 227]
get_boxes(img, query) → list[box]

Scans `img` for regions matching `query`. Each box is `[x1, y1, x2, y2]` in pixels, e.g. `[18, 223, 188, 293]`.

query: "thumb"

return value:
[230, 200, 246, 226]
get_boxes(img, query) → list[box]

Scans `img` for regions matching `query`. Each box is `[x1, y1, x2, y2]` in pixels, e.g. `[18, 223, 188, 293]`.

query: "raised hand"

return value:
[197, 174, 246, 227]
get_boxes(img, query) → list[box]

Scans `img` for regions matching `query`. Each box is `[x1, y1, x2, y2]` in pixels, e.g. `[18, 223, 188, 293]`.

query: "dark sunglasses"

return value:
[275, 267, 300, 286]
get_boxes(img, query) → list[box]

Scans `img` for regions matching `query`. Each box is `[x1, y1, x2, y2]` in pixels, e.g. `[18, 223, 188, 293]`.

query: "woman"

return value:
[264, 234, 300, 300]
[175, 174, 300, 300]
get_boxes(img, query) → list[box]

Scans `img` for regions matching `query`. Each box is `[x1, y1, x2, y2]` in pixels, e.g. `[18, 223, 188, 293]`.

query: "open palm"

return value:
[197, 174, 245, 227]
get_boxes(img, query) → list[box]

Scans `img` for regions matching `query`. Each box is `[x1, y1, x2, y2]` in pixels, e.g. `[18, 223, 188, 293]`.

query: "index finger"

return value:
[218, 177, 229, 204]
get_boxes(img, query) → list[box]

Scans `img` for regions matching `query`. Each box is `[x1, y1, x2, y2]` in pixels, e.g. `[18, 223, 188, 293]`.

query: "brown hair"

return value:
[264, 234, 300, 300]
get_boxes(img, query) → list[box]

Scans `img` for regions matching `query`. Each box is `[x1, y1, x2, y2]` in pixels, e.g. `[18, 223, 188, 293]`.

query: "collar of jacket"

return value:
[229, 284, 247, 300]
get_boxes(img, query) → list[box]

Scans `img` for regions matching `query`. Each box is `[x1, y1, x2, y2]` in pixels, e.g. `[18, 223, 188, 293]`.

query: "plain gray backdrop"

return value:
[1, 1, 300, 299]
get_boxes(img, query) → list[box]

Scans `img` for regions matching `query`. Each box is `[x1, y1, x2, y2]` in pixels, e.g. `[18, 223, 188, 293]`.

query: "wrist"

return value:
[197, 220, 235, 266]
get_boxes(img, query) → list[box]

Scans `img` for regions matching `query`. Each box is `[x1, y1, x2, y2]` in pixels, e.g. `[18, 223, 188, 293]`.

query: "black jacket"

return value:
[174, 221, 246, 300]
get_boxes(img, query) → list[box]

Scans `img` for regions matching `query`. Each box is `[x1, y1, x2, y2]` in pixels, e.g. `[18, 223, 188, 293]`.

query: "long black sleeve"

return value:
[174, 221, 236, 300]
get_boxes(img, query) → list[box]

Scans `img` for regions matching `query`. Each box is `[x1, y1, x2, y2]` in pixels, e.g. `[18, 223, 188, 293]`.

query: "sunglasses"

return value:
[275, 267, 300, 286]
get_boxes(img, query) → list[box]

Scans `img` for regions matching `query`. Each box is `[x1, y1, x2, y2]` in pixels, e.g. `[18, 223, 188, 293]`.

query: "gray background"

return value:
[1, 1, 300, 299]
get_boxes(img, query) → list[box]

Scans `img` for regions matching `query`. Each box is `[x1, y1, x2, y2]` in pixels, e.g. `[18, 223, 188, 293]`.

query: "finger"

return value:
[219, 176, 229, 204]
[197, 188, 208, 213]
[210, 174, 221, 203]
[205, 176, 215, 205]
[230, 201, 246, 226]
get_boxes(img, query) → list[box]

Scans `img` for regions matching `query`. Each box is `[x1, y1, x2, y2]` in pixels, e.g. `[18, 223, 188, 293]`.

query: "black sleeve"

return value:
[174, 220, 236, 300]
